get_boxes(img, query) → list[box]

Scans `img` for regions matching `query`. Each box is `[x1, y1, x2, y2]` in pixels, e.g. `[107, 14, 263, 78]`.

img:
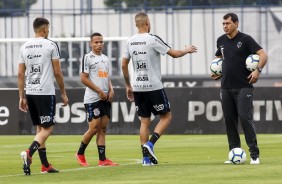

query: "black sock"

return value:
[149, 132, 160, 145]
[77, 141, 88, 155]
[28, 141, 40, 157]
[141, 145, 149, 157]
[97, 145, 106, 161]
[38, 148, 49, 168]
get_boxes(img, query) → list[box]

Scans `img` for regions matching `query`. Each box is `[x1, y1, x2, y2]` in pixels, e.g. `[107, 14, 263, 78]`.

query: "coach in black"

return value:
[211, 13, 267, 164]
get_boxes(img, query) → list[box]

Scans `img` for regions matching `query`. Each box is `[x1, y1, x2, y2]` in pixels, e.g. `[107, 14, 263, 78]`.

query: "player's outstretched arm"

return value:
[167, 45, 198, 58]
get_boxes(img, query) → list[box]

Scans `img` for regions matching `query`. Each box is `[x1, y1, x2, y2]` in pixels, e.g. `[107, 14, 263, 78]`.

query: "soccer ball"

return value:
[210, 58, 222, 76]
[246, 54, 259, 72]
[228, 147, 247, 164]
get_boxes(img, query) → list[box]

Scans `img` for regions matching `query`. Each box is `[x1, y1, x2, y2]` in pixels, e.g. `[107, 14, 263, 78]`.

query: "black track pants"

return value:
[221, 88, 259, 159]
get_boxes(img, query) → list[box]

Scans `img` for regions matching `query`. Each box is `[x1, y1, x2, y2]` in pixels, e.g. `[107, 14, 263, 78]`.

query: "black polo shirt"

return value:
[215, 31, 262, 89]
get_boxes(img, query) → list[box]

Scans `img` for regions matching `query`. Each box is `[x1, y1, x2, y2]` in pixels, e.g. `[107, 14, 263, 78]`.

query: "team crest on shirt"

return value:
[237, 42, 242, 48]
[93, 108, 100, 116]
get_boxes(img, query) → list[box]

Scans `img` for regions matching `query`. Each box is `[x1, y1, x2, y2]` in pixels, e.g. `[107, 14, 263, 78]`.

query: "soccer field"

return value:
[0, 134, 282, 184]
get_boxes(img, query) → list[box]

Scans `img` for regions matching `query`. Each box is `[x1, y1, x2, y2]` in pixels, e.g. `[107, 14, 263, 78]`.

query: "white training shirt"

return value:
[19, 37, 60, 95]
[81, 51, 110, 103]
[123, 33, 170, 91]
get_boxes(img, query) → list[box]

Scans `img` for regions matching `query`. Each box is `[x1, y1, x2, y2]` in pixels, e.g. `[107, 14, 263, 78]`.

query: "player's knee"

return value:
[98, 126, 107, 134]
[160, 112, 172, 123]
[87, 127, 98, 136]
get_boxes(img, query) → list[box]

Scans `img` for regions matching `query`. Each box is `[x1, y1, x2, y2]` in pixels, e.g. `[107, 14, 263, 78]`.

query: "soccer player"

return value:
[121, 12, 198, 166]
[18, 17, 69, 175]
[211, 13, 268, 164]
[75, 32, 118, 167]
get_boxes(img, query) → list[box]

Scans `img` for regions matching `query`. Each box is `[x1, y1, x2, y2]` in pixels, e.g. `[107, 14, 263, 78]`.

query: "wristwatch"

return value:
[256, 67, 263, 73]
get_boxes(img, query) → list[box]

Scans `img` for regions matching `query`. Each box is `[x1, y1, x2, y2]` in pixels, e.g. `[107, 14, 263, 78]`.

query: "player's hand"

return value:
[19, 97, 28, 112]
[126, 86, 134, 102]
[210, 73, 222, 80]
[107, 90, 114, 102]
[61, 94, 69, 107]
[98, 91, 108, 101]
[248, 69, 259, 84]
[185, 45, 198, 54]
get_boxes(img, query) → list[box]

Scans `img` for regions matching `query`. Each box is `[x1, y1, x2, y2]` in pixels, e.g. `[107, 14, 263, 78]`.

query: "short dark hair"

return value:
[223, 13, 239, 23]
[33, 17, 49, 30]
[90, 32, 103, 40]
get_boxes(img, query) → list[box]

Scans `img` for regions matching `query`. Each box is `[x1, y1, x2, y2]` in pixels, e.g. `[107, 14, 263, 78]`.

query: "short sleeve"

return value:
[246, 35, 262, 54]
[19, 47, 25, 64]
[123, 40, 131, 59]
[215, 37, 222, 57]
[152, 36, 170, 55]
[81, 54, 89, 74]
[51, 42, 61, 59]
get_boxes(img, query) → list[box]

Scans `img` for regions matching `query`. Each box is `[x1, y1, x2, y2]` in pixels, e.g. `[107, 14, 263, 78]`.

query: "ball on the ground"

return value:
[246, 54, 259, 72]
[210, 58, 222, 76]
[228, 147, 247, 164]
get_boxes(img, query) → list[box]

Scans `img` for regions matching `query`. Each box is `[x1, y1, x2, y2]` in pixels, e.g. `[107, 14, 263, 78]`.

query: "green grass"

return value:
[0, 134, 282, 184]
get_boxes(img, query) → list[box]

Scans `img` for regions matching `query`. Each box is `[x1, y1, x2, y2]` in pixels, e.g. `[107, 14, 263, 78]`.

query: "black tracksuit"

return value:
[215, 31, 261, 159]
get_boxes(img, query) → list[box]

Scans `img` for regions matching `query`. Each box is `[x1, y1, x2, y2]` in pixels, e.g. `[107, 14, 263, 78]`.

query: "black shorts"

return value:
[133, 89, 170, 117]
[26, 95, 56, 128]
[84, 101, 111, 122]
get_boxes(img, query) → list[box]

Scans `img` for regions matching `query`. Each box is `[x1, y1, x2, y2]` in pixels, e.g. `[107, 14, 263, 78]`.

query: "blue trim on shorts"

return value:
[50, 95, 54, 122]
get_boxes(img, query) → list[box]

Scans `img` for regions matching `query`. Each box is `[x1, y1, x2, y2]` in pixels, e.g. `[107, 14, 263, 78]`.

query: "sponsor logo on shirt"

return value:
[133, 51, 146, 55]
[26, 88, 43, 92]
[29, 64, 42, 74]
[28, 78, 40, 84]
[136, 60, 148, 71]
[131, 42, 146, 45]
[25, 44, 42, 49]
[136, 74, 149, 81]
[89, 63, 96, 70]
[27, 54, 42, 59]
[27, 64, 42, 85]
[97, 68, 108, 78]
[133, 84, 153, 89]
